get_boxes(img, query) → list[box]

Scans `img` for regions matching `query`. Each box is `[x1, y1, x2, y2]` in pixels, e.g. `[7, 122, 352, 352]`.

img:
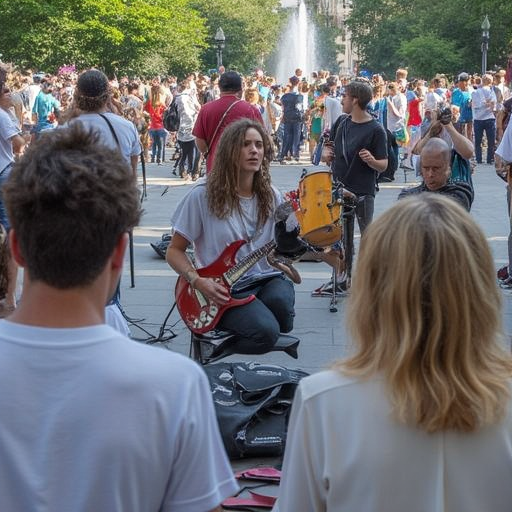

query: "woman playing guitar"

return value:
[166, 118, 295, 354]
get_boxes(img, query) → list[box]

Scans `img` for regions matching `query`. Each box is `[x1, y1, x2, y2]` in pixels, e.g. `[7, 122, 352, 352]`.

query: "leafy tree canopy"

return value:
[345, 0, 512, 78]
[0, 0, 284, 76]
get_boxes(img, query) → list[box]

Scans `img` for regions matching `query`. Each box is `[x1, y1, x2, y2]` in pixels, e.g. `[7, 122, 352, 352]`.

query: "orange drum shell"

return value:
[298, 171, 342, 247]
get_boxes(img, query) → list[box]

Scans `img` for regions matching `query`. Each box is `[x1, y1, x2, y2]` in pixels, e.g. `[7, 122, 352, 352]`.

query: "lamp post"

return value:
[481, 15, 490, 75]
[215, 28, 225, 70]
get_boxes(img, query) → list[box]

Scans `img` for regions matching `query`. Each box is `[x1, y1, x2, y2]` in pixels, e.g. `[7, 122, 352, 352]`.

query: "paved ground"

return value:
[122, 156, 512, 371]
[120, 155, 512, 506]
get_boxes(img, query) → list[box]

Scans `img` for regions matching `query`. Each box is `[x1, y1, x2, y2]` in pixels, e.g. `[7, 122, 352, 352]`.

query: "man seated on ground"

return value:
[399, 137, 473, 211]
[0, 124, 237, 512]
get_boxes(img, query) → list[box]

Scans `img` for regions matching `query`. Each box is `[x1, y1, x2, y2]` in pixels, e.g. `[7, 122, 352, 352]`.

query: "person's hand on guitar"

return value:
[194, 277, 230, 306]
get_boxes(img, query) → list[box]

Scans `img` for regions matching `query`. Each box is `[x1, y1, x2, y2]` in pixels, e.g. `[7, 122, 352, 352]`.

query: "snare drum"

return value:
[295, 171, 342, 247]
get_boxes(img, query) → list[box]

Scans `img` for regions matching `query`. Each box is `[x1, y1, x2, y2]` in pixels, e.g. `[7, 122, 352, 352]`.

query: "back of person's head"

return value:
[341, 194, 512, 432]
[244, 87, 259, 105]
[483, 73, 493, 85]
[218, 71, 243, 93]
[74, 69, 110, 112]
[344, 80, 373, 109]
[396, 68, 408, 80]
[4, 124, 141, 289]
[289, 76, 300, 87]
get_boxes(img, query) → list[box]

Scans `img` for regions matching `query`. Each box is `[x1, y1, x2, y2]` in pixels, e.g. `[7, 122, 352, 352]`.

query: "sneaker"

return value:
[280, 160, 287, 165]
[497, 265, 509, 281]
[311, 279, 347, 297]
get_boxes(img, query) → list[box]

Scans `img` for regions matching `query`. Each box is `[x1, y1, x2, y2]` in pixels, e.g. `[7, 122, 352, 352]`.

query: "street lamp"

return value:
[215, 28, 226, 69]
[481, 15, 490, 75]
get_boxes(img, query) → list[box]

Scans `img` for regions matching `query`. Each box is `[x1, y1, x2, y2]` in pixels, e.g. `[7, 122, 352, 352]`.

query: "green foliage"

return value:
[0, 0, 206, 76]
[398, 35, 463, 79]
[191, 0, 285, 73]
[344, 0, 512, 77]
[310, 10, 342, 73]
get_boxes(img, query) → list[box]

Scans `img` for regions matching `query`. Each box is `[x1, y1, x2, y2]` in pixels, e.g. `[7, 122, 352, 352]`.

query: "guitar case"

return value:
[203, 361, 308, 459]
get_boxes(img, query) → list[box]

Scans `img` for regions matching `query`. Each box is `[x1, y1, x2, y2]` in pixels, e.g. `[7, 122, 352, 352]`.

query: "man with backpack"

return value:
[172, 79, 201, 180]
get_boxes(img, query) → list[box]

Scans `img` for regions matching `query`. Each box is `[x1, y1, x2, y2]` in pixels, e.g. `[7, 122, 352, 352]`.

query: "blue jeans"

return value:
[474, 118, 496, 163]
[279, 122, 302, 160]
[177, 140, 200, 177]
[0, 164, 13, 230]
[217, 275, 295, 354]
[149, 129, 167, 162]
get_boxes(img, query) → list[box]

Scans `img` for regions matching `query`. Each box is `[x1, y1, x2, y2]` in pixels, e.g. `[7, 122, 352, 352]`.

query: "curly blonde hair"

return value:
[338, 194, 512, 433]
[207, 119, 274, 228]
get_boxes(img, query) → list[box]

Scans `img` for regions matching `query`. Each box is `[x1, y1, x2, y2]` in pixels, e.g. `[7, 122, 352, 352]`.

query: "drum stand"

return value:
[312, 189, 356, 313]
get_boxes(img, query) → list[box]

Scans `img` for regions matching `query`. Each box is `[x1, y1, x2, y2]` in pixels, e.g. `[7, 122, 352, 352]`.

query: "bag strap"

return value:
[208, 99, 242, 152]
[98, 113, 121, 149]
[331, 114, 359, 187]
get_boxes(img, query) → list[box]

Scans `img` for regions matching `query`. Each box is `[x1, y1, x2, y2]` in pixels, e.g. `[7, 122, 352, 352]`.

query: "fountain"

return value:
[274, 0, 318, 85]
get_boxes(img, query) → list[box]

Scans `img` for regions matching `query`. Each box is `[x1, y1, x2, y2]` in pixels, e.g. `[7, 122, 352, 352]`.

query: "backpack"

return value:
[163, 98, 180, 132]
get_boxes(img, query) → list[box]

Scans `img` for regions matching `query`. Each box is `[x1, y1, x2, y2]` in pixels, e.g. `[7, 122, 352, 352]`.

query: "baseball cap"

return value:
[289, 76, 300, 85]
[458, 72, 470, 82]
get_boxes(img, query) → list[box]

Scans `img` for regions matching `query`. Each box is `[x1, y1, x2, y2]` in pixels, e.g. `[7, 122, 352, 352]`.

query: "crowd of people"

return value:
[1, 58, 512, 512]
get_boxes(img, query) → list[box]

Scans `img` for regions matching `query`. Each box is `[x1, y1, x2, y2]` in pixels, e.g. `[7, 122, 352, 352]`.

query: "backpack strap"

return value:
[207, 99, 242, 154]
[98, 113, 121, 149]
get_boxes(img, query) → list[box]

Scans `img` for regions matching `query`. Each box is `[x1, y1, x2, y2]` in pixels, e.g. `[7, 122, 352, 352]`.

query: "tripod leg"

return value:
[329, 266, 338, 312]
[343, 209, 355, 290]
[140, 151, 147, 200]
[129, 230, 135, 288]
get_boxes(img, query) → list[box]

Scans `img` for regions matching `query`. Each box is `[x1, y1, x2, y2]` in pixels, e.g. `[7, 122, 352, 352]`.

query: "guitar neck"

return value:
[224, 240, 276, 285]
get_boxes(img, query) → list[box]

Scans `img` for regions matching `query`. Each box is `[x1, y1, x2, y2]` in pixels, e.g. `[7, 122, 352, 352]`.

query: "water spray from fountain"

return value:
[274, 0, 318, 85]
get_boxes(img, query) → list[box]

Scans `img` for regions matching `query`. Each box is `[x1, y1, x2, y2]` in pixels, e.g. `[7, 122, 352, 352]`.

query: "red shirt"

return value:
[145, 101, 166, 130]
[192, 95, 263, 172]
[407, 98, 422, 127]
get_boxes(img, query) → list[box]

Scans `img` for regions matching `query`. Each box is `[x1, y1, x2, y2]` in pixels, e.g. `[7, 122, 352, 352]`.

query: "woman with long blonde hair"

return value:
[144, 84, 166, 164]
[167, 118, 296, 354]
[275, 193, 512, 512]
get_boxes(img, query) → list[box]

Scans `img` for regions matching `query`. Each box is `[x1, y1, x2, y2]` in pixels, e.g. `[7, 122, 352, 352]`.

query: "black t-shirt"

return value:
[330, 116, 388, 196]
[281, 92, 304, 123]
[398, 181, 474, 211]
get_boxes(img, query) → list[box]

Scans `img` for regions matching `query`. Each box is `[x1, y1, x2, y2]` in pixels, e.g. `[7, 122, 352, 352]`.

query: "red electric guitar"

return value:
[175, 240, 277, 334]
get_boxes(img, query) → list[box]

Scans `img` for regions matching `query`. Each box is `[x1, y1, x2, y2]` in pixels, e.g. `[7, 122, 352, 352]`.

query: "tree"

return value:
[191, 0, 285, 73]
[0, 0, 206, 76]
[398, 35, 463, 78]
[342, 0, 512, 77]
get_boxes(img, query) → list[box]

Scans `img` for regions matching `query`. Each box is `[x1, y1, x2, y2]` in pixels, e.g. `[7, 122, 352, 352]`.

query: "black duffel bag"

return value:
[203, 362, 308, 459]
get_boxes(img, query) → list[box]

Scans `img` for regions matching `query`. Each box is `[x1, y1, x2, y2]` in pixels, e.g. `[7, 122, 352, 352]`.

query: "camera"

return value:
[437, 105, 453, 125]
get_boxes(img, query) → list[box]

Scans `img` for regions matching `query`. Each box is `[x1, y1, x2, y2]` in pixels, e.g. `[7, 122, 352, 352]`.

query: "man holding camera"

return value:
[399, 137, 473, 211]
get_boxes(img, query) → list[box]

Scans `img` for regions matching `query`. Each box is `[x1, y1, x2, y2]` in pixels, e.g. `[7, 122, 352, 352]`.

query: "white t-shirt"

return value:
[323, 96, 343, 130]
[496, 120, 512, 162]
[471, 86, 497, 121]
[0, 321, 238, 512]
[386, 93, 407, 132]
[0, 108, 20, 172]
[274, 369, 512, 512]
[172, 182, 281, 276]
[69, 112, 141, 164]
